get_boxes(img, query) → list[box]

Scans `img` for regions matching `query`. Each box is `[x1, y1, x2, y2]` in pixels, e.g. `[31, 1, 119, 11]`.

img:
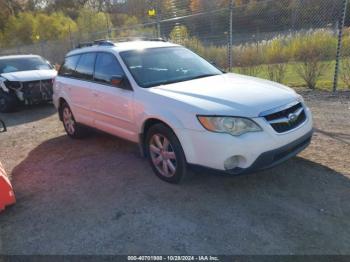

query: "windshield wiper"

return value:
[188, 74, 220, 81]
[145, 74, 220, 88]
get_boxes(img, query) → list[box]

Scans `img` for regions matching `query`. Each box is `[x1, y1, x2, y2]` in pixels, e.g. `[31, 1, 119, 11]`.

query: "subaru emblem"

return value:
[288, 113, 297, 123]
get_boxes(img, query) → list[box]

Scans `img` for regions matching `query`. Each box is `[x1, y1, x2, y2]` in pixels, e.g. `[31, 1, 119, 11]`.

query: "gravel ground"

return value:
[0, 91, 349, 255]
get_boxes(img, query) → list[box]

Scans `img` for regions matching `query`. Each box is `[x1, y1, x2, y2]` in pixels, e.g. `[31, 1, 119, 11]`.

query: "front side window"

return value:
[59, 55, 81, 77]
[94, 53, 124, 84]
[120, 47, 222, 88]
[0, 57, 53, 74]
[75, 53, 96, 80]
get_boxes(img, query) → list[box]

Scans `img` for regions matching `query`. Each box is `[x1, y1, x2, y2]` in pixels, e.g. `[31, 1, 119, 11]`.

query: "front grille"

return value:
[263, 102, 307, 133]
[22, 79, 53, 103]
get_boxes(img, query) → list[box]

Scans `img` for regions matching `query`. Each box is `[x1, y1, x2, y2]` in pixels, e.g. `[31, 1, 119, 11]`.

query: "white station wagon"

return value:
[53, 39, 313, 183]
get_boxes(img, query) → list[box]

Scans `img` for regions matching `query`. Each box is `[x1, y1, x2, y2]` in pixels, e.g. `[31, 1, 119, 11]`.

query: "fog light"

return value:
[224, 156, 240, 170]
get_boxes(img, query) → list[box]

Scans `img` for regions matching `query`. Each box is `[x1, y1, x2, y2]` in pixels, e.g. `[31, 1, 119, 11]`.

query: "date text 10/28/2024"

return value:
[128, 256, 220, 261]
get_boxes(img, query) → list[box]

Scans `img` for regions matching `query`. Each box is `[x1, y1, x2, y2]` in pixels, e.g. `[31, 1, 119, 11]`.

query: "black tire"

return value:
[60, 102, 87, 139]
[0, 90, 19, 113]
[145, 123, 187, 184]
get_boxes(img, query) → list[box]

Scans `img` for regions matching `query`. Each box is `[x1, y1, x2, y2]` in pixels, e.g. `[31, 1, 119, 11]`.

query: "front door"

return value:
[90, 52, 137, 142]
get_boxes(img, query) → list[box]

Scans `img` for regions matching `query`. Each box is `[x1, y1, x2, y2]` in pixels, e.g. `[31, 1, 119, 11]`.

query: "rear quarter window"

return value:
[58, 55, 81, 77]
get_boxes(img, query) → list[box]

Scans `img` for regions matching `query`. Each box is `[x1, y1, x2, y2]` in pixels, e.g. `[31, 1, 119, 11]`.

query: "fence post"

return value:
[40, 41, 45, 58]
[106, 13, 112, 39]
[156, 0, 161, 38]
[228, 0, 233, 71]
[333, 0, 348, 93]
[69, 24, 74, 49]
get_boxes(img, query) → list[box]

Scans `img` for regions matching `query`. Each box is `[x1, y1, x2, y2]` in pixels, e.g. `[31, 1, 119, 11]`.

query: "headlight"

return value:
[197, 116, 262, 136]
[4, 81, 21, 90]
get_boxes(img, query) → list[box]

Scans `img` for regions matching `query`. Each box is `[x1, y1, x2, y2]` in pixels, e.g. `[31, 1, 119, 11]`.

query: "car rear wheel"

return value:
[146, 124, 187, 184]
[0, 91, 18, 113]
[61, 102, 87, 139]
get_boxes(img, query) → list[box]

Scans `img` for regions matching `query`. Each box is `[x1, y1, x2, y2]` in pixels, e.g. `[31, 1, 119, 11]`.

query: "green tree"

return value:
[3, 12, 36, 45]
[34, 12, 77, 42]
[111, 14, 139, 28]
[45, 0, 89, 20]
[0, 0, 27, 33]
[76, 8, 111, 40]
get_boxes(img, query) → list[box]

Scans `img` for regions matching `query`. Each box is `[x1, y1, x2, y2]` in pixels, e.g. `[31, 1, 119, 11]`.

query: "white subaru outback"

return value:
[53, 39, 313, 183]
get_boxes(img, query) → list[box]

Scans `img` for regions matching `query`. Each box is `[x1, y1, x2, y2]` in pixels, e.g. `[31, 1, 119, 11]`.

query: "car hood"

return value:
[0, 70, 57, 82]
[150, 73, 300, 117]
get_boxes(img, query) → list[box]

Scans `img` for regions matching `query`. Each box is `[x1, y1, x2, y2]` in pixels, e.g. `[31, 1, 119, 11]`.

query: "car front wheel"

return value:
[0, 90, 18, 113]
[146, 123, 187, 184]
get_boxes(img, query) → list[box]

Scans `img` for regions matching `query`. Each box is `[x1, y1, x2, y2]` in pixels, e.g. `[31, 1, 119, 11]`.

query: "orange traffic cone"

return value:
[0, 162, 16, 212]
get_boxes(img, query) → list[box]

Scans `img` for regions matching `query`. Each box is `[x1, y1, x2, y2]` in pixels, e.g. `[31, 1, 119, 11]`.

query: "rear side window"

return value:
[75, 53, 96, 80]
[94, 53, 124, 84]
[59, 55, 80, 77]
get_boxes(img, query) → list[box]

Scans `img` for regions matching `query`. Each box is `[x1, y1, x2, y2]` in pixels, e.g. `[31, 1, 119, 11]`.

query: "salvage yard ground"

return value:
[0, 90, 349, 254]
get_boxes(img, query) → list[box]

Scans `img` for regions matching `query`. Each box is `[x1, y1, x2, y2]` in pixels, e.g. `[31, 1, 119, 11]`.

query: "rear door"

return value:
[72, 52, 97, 124]
[57, 54, 86, 123]
[58, 53, 97, 126]
[90, 52, 137, 142]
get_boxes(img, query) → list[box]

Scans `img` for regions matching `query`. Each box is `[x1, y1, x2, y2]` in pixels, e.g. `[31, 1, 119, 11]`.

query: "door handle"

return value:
[92, 92, 99, 97]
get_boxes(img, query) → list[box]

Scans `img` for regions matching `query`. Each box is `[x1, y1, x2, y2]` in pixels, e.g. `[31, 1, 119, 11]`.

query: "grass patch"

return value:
[232, 60, 349, 91]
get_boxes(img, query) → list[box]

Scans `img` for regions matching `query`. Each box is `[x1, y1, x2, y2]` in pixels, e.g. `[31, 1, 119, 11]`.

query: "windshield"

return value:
[0, 57, 52, 74]
[120, 47, 223, 88]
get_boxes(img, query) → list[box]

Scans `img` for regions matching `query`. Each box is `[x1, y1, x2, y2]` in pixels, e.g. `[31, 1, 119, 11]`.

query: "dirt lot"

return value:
[0, 91, 349, 255]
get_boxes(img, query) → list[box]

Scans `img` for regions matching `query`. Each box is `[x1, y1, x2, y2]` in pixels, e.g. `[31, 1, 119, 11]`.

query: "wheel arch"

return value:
[139, 117, 182, 158]
[58, 97, 68, 121]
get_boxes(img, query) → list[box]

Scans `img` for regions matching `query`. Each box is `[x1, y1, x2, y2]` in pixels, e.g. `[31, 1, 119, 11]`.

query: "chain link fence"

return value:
[0, 0, 348, 91]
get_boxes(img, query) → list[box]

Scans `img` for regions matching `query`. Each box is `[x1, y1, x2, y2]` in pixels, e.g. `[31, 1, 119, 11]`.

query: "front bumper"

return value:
[174, 107, 313, 173]
[6, 80, 54, 104]
[22, 80, 53, 104]
[189, 129, 313, 175]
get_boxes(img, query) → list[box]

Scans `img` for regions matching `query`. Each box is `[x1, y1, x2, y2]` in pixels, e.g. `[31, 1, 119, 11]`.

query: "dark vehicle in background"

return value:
[0, 55, 57, 112]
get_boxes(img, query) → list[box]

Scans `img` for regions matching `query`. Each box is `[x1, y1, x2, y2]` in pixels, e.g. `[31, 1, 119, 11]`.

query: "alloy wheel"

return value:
[149, 134, 177, 177]
[63, 107, 75, 135]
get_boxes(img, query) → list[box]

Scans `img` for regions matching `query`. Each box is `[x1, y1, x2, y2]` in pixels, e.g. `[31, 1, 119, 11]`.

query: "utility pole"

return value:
[333, 0, 348, 92]
[228, 0, 234, 71]
[106, 13, 111, 39]
[69, 24, 73, 49]
[156, 0, 161, 38]
[147, 0, 160, 38]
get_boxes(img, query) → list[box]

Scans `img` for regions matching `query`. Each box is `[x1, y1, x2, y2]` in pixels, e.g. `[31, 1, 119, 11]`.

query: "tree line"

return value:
[0, 0, 347, 48]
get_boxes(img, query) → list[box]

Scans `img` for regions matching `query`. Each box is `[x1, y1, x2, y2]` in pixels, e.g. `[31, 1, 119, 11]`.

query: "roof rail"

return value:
[75, 39, 115, 49]
[93, 39, 116, 46]
[74, 37, 167, 49]
[113, 37, 167, 42]
[76, 42, 93, 48]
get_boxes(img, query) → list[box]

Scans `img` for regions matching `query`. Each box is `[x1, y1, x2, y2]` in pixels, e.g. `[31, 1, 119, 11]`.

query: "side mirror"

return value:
[110, 75, 132, 90]
[55, 64, 61, 71]
[110, 75, 124, 87]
